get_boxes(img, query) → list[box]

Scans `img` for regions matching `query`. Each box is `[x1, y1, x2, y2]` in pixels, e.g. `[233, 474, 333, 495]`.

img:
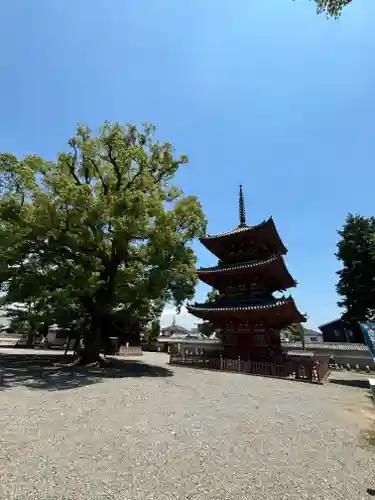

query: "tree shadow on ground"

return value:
[329, 378, 370, 389]
[0, 353, 173, 392]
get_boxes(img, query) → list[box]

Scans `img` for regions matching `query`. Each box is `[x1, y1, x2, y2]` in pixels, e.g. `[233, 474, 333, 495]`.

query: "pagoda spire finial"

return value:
[239, 184, 247, 227]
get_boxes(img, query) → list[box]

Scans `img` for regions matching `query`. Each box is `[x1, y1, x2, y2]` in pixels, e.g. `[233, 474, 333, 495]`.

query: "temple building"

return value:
[187, 185, 306, 361]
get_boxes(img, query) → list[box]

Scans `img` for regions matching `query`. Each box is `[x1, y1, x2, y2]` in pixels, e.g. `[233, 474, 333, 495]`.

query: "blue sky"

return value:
[1, 0, 375, 330]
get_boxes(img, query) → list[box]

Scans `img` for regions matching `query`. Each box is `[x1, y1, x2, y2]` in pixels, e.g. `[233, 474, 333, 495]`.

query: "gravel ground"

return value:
[0, 351, 374, 500]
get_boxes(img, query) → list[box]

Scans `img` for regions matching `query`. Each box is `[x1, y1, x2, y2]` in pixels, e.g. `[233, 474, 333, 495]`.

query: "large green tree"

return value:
[0, 122, 206, 362]
[336, 214, 375, 323]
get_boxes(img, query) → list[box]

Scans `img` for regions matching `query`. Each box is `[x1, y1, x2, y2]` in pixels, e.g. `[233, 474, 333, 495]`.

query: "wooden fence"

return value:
[169, 354, 331, 384]
[118, 345, 143, 356]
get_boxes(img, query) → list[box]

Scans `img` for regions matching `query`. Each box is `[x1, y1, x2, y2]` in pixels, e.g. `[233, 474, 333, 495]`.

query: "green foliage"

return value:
[143, 319, 161, 345]
[200, 290, 222, 337]
[198, 321, 215, 337]
[204, 289, 220, 304]
[0, 122, 206, 360]
[312, 0, 352, 17]
[336, 214, 375, 323]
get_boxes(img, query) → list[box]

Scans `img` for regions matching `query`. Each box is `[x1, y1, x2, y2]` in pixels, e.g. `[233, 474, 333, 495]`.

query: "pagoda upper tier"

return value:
[197, 254, 296, 293]
[200, 216, 286, 265]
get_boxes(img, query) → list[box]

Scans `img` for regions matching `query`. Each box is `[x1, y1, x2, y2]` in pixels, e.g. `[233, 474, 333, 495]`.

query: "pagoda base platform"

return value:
[221, 329, 282, 362]
[222, 346, 280, 362]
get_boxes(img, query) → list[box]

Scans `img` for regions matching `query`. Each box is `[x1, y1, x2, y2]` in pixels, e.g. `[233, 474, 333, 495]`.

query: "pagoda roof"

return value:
[198, 254, 287, 274]
[200, 217, 287, 257]
[188, 296, 291, 312]
[201, 218, 270, 241]
[187, 296, 306, 327]
[197, 254, 296, 290]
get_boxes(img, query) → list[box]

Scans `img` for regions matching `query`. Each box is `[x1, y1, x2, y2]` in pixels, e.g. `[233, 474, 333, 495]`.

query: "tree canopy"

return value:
[0, 122, 206, 361]
[313, 0, 352, 17]
[336, 214, 375, 323]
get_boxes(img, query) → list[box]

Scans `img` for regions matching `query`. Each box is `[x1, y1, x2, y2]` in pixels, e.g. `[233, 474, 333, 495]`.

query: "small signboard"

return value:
[359, 322, 375, 361]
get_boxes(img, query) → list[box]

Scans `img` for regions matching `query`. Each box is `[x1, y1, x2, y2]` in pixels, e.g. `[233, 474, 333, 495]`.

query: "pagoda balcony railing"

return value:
[169, 354, 330, 384]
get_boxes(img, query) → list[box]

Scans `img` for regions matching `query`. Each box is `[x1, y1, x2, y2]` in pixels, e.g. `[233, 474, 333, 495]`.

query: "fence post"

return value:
[237, 356, 241, 372]
[270, 362, 276, 377]
[220, 354, 223, 370]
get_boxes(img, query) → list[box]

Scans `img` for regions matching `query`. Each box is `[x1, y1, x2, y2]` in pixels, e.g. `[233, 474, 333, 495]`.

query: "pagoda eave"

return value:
[197, 254, 296, 290]
[198, 274, 296, 291]
[187, 299, 306, 328]
[200, 217, 287, 259]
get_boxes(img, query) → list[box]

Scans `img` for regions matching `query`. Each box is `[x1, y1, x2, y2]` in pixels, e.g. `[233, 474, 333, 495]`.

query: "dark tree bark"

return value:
[26, 327, 37, 348]
[64, 336, 71, 357]
[79, 335, 101, 364]
[78, 316, 104, 364]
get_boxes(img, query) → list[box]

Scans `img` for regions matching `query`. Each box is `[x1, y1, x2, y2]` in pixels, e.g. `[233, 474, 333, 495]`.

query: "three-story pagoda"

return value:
[187, 186, 306, 361]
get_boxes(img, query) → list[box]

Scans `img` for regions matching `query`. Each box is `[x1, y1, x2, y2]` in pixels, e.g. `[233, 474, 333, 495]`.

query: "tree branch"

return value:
[82, 153, 90, 185]
[69, 145, 81, 186]
[89, 157, 109, 195]
[107, 143, 122, 190]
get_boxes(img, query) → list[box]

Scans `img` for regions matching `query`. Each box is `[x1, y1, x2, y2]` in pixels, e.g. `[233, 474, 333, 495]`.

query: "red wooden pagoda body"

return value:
[187, 186, 306, 361]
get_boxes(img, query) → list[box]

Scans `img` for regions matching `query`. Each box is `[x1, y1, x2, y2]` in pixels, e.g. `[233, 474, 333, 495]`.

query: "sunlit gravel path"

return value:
[0, 351, 374, 500]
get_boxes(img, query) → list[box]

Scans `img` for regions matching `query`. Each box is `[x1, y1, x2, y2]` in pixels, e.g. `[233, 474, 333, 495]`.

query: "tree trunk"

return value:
[26, 328, 36, 348]
[79, 322, 102, 365]
[64, 336, 71, 357]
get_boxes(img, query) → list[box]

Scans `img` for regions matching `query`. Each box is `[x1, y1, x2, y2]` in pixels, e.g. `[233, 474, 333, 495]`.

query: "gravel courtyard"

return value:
[0, 351, 374, 500]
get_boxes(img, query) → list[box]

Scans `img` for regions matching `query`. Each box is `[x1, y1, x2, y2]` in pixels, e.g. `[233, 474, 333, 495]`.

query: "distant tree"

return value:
[204, 289, 220, 304]
[312, 0, 352, 17]
[200, 290, 223, 337]
[143, 319, 161, 345]
[336, 214, 375, 323]
[198, 321, 215, 337]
